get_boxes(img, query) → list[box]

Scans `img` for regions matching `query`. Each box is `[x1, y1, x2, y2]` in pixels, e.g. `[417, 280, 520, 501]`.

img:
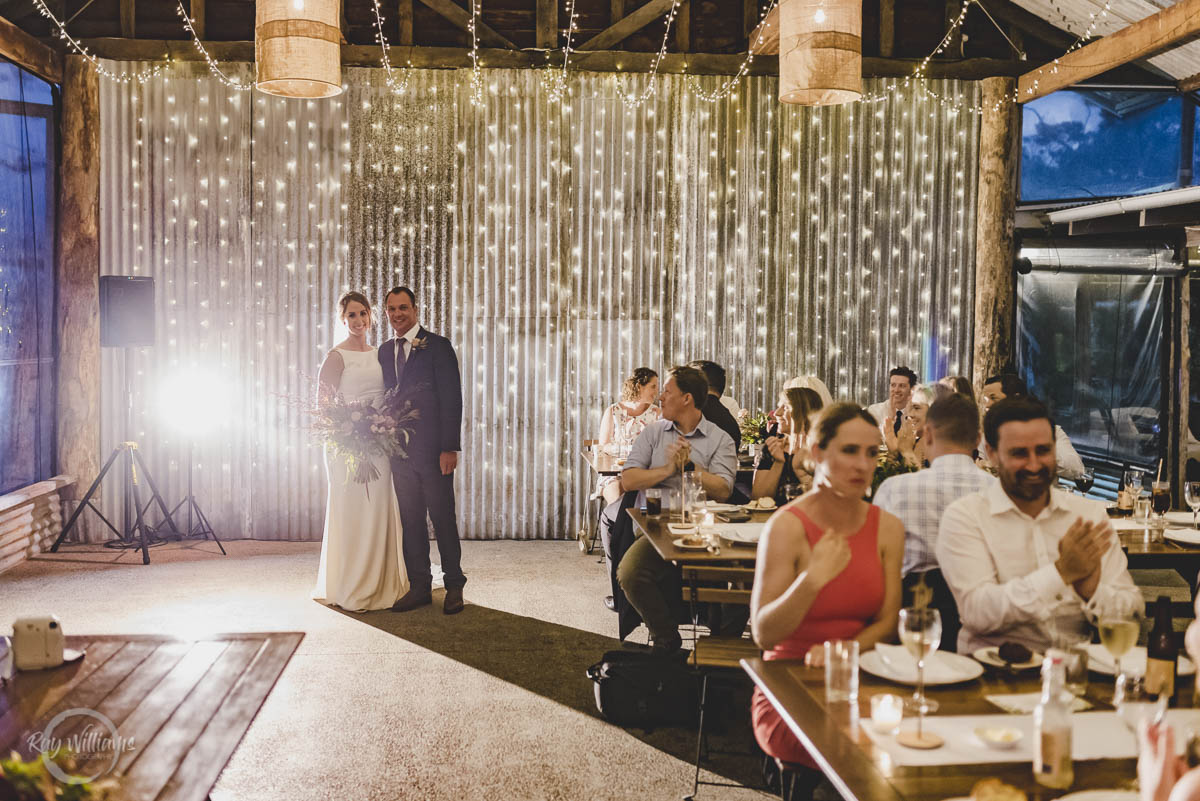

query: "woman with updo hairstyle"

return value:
[596, 367, 662, 504]
[749, 403, 904, 789]
[312, 289, 409, 612]
[752, 387, 823, 505]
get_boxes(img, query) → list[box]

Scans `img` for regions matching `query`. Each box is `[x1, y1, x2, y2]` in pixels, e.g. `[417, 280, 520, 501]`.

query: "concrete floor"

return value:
[0, 539, 769, 801]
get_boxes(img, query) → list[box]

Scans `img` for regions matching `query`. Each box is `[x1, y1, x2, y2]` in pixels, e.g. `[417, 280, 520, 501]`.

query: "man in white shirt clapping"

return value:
[937, 395, 1141, 654]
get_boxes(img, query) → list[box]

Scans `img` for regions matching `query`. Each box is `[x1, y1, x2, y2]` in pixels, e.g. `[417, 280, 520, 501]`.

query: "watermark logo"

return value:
[24, 707, 136, 784]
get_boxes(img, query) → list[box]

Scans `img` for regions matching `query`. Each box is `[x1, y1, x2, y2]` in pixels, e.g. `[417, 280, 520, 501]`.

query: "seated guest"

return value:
[597, 367, 662, 505]
[868, 366, 918, 440]
[873, 394, 995, 651]
[888, 383, 935, 467]
[617, 366, 737, 653]
[689, 359, 741, 451]
[1139, 590, 1200, 801]
[940, 374, 976, 403]
[784, 375, 835, 408]
[752, 387, 822, 504]
[937, 396, 1141, 654]
[750, 404, 904, 776]
[980, 373, 1086, 480]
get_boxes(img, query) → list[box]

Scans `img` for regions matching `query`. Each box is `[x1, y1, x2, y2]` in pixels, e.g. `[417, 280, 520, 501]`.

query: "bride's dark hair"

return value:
[338, 290, 372, 321]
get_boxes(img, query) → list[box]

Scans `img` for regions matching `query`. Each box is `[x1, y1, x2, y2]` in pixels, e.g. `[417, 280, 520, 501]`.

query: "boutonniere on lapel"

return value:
[410, 336, 429, 352]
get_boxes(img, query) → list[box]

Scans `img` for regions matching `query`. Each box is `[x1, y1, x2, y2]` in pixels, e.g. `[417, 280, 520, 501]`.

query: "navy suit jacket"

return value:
[378, 327, 463, 463]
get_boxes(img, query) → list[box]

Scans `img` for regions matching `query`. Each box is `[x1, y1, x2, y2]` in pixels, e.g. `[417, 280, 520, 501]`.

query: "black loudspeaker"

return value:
[100, 275, 155, 347]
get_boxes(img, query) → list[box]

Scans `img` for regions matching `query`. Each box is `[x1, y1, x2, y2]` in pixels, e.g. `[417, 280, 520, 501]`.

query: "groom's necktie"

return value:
[394, 338, 408, 385]
[894, 410, 903, 435]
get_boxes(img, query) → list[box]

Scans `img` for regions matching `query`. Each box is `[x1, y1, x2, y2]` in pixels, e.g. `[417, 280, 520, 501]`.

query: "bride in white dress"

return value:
[312, 291, 409, 611]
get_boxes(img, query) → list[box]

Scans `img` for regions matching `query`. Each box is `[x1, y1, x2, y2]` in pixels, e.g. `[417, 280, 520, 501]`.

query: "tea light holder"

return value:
[870, 693, 904, 735]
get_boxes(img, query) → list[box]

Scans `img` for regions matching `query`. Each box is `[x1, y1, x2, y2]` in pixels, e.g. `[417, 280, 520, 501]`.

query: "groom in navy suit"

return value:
[380, 286, 467, 614]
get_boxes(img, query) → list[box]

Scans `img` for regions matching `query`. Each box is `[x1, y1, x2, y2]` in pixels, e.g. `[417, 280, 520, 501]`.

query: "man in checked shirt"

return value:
[873, 393, 995, 651]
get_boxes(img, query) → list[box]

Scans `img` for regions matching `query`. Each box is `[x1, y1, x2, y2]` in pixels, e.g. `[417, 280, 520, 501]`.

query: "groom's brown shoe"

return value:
[443, 587, 464, 615]
[391, 589, 432, 612]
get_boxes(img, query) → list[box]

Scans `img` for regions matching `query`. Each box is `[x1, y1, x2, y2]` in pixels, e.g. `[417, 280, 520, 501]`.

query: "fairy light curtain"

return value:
[98, 63, 979, 541]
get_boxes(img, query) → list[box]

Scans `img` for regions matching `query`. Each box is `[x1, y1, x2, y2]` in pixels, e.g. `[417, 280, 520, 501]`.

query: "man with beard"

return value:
[936, 396, 1140, 654]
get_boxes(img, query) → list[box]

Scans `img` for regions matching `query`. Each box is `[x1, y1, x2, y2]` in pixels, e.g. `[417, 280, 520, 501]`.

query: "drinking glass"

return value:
[1098, 611, 1143, 694]
[1073, 469, 1095, 497]
[1125, 469, 1146, 503]
[898, 607, 941, 715]
[824, 640, 859, 703]
[783, 482, 803, 503]
[1152, 481, 1171, 518]
[1185, 482, 1200, 529]
[1114, 673, 1165, 747]
[692, 488, 707, 521]
[644, 488, 663, 517]
[1060, 639, 1090, 697]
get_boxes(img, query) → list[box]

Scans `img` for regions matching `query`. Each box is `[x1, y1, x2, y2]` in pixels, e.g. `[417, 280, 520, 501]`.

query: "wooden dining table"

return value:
[742, 654, 1180, 801]
[1, 632, 302, 801]
[628, 507, 769, 564]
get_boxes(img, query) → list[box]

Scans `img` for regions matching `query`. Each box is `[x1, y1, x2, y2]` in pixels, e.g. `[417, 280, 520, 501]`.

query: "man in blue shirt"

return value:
[616, 365, 737, 654]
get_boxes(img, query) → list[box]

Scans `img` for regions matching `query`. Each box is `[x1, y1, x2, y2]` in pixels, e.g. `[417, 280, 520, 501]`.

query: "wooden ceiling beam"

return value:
[675, 0, 689, 53]
[416, 0, 518, 50]
[190, 0, 205, 40]
[577, 0, 675, 51]
[73, 37, 1031, 80]
[535, 0, 555, 48]
[748, 2, 777, 54]
[0, 13, 61, 83]
[119, 0, 134, 38]
[1019, 0, 1200, 102]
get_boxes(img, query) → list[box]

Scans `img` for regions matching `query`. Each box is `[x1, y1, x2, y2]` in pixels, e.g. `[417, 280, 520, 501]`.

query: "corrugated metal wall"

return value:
[98, 64, 979, 541]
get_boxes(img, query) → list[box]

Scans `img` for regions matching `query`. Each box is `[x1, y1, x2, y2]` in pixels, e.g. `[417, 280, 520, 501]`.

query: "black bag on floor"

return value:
[586, 648, 697, 731]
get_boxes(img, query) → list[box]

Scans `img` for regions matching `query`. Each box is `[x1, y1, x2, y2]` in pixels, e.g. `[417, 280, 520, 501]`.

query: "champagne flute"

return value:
[1185, 481, 1200, 529]
[898, 607, 942, 715]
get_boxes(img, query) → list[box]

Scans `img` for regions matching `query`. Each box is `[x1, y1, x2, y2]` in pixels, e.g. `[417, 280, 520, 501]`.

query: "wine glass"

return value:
[1073, 469, 1095, 497]
[898, 607, 941, 715]
[1124, 468, 1146, 503]
[1098, 611, 1143, 692]
[1185, 481, 1200, 529]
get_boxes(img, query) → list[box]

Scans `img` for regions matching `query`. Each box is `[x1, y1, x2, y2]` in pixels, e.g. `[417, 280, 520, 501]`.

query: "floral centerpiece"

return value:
[737, 409, 771, 445]
[870, 450, 918, 498]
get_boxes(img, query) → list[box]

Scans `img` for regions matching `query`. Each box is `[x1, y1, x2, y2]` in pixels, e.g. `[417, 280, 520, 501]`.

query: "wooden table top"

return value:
[628, 507, 770, 564]
[1, 632, 303, 801]
[742, 655, 1165, 801]
[580, 448, 624, 476]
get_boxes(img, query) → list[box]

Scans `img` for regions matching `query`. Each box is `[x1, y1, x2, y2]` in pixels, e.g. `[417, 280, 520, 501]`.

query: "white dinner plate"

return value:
[860, 649, 984, 686]
[705, 503, 742, 513]
[1056, 791, 1138, 801]
[717, 524, 766, 547]
[1165, 527, 1200, 545]
[672, 537, 709, 550]
[1086, 644, 1196, 676]
[972, 647, 1043, 672]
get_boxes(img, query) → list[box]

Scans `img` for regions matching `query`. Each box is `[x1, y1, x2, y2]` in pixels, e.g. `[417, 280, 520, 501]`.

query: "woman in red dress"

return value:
[750, 403, 905, 787]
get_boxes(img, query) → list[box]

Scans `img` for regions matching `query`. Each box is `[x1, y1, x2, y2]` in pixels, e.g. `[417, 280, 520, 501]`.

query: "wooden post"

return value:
[675, 0, 690, 52]
[972, 76, 1019, 389]
[191, 0, 206, 40]
[56, 55, 101, 542]
[879, 0, 894, 58]
[535, 0, 555, 48]
[120, 0, 135, 38]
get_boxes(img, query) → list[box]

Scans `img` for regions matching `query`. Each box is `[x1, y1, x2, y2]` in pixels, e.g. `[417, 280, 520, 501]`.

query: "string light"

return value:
[691, 0, 781, 102]
[613, 0, 684, 109]
[369, 0, 414, 94]
[29, 0, 167, 84]
[467, 0, 484, 106]
[542, 0, 581, 100]
[174, 0, 254, 90]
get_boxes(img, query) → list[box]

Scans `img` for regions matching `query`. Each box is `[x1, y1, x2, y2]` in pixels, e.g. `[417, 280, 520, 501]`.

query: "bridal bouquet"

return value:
[308, 386, 419, 488]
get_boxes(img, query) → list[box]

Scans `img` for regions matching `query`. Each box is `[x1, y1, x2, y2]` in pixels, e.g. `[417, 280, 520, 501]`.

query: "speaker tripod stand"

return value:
[51, 441, 181, 564]
[161, 440, 226, 554]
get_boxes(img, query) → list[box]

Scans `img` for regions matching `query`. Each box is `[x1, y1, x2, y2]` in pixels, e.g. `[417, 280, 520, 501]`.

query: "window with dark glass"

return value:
[0, 61, 57, 495]
[1016, 260, 1164, 471]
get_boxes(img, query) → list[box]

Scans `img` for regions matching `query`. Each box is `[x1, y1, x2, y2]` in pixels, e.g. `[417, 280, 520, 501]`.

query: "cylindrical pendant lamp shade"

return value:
[255, 0, 343, 98]
[779, 0, 862, 106]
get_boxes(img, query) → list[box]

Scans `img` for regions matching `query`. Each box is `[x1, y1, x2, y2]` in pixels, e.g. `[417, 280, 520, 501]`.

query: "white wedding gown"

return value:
[313, 347, 409, 611]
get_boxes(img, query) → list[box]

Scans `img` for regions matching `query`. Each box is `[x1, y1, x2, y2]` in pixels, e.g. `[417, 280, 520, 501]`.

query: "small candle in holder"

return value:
[870, 693, 904, 735]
